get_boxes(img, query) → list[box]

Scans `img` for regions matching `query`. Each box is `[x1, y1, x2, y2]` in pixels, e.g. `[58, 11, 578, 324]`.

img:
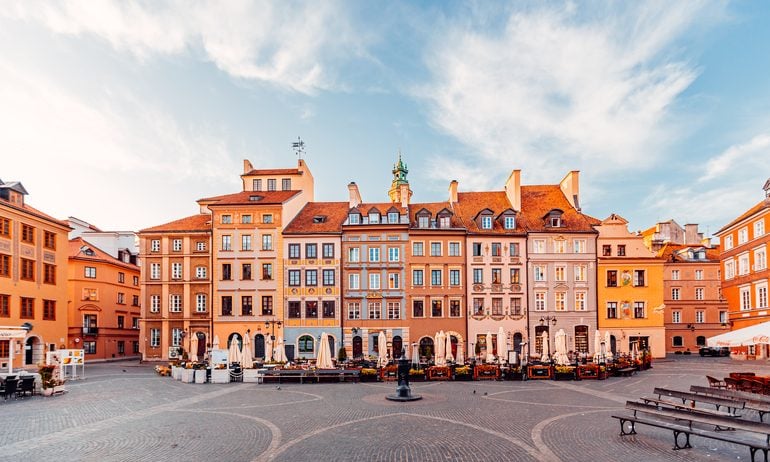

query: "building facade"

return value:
[0, 180, 69, 370]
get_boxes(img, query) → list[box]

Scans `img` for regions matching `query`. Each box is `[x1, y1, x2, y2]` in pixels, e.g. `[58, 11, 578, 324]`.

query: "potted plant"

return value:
[360, 368, 378, 382]
[454, 365, 472, 381]
[337, 347, 348, 365]
[554, 365, 575, 380]
[39, 364, 65, 396]
[409, 368, 425, 381]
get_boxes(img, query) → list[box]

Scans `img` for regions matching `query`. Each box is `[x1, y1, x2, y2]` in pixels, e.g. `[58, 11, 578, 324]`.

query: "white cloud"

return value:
[419, 2, 721, 186]
[2, 0, 362, 93]
[701, 133, 770, 181]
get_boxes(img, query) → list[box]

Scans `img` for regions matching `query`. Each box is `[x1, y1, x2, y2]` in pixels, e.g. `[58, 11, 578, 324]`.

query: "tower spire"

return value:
[388, 150, 412, 205]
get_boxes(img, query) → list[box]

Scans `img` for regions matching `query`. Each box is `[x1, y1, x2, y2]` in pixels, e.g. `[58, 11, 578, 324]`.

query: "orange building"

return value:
[67, 237, 141, 360]
[715, 179, 770, 359]
[0, 180, 69, 371]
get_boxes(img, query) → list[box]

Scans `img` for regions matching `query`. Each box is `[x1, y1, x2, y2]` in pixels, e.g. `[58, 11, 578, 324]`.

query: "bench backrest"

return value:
[654, 387, 745, 409]
[691, 385, 770, 409]
[626, 400, 770, 434]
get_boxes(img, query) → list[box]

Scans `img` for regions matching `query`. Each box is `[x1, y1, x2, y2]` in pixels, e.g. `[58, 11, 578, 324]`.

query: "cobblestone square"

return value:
[1, 356, 768, 461]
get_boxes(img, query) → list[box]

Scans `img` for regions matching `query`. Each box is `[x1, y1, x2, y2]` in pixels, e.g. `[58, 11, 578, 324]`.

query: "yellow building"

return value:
[0, 180, 69, 371]
[596, 214, 666, 358]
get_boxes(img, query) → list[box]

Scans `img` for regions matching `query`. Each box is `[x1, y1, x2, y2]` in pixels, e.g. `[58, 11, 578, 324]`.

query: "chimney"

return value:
[399, 184, 411, 208]
[504, 170, 521, 211]
[449, 180, 458, 204]
[348, 182, 362, 208]
[243, 159, 254, 174]
[684, 224, 700, 245]
[559, 171, 580, 210]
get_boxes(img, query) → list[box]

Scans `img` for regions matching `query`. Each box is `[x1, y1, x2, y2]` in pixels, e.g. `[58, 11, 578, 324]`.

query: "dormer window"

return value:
[349, 213, 360, 225]
[545, 209, 563, 228]
[504, 216, 515, 230]
[388, 212, 399, 224]
[368, 211, 380, 224]
[313, 215, 327, 223]
[439, 216, 450, 228]
[481, 216, 492, 229]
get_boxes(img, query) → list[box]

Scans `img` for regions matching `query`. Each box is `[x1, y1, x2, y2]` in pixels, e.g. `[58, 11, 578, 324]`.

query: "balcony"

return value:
[82, 326, 99, 336]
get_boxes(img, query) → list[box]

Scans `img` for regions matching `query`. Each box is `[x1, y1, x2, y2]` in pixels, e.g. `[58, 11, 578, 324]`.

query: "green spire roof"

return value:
[391, 151, 409, 186]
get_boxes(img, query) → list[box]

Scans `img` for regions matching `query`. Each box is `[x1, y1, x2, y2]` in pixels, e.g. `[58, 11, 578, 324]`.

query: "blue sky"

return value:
[2, 1, 769, 238]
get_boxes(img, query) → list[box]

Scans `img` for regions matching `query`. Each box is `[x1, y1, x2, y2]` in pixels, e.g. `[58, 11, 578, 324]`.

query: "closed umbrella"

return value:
[435, 331, 446, 366]
[632, 341, 639, 361]
[604, 331, 613, 361]
[497, 327, 506, 363]
[378, 331, 388, 367]
[593, 330, 602, 363]
[190, 334, 199, 363]
[241, 332, 253, 369]
[317, 332, 334, 369]
[212, 335, 220, 350]
[541, 331, 550, 362]
[265, 335, 274, 361]
[445, 333, 454, 363]
[553, 329, 570, 365]
[411, 343, 419, 367]
[228, 336, 242, 365]
[485, 332, 495, 363]
[273, 337, 287, 363]
[456, 342, 465, 364]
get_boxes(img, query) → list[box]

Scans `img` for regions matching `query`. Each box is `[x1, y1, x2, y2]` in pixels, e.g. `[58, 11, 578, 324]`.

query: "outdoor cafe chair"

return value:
[706, 375, 727, 388]
[17, 377, 35, 398]
[3, 379, 18, 400]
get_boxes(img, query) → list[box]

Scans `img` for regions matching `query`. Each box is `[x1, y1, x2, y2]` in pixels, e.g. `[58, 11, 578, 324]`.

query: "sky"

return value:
[2, 1, 770, 238]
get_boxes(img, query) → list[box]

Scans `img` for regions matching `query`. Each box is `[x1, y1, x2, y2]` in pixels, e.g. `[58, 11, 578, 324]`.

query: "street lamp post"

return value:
[265, 319, 282, 361]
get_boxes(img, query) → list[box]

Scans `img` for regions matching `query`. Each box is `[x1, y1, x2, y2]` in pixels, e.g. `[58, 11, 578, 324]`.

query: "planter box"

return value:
[172, 366, 182, 380]
[577, 365, 599, 380]
[210, 369, 230, 384]
[181, 369, 195, 383]
[527, 365, 553, 380]
[242, 369, 261, 383]
[554, 372, 574, 381]
[427, 366, 452, 381]
[194, 370, 207, 384]
[474, 366, 501, 381]
[380, 367, 398, 382]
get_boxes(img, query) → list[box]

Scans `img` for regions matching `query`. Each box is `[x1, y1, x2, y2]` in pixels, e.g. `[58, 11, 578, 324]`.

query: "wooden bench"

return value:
[612, 400, 770, 461]
[691, 385, 770, 422]
[639, 397, 738, 419]
[653, 387, 745, 415]
[315, 369, 360, 383]
[260, 369, 360, 384]
[261, 370, 312, 384]
[616, 367, 636, 377]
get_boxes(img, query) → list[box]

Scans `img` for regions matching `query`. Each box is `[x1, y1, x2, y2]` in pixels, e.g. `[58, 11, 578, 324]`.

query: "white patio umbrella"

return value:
[212, 334, 220, 350]
[708, 320, 770, 347]
[316, 332, 335, 369]
[456, 342, 465, 364]
[411, 343, 420, 367]
[541, 331, 550, 362]
[553, 329, 570, 365]
[273, 337, 288, 363]
[631, 341, 639, 361]
[265, 335, 274, 361]
[445, 333, 454, 363]
[189, 334, 199, 363]
[435, 331, 446, 366]
[592, 330, 602, 363]
[604, 331, 613, 361]
[227, 336, 242, 365]
[497, 326, 506, 363]
[378, 331, 388, 367]
[241, 332, 253, 369]
[485, 331, 495, 363]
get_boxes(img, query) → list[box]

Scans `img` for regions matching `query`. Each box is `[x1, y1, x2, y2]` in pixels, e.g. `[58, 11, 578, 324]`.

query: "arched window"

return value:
[696, 336, 706, 346]
[392, 335, 403, 358]
[254, 334, 265, 358]
[672, 336, 683, 347]
[227, 333, 242, 349]
[419, 337, 434, 359]
[298, 335, 314, 354]
[513, 333, 523, 353]
[352, 336, 363, 359]
[195, 332, 206, 358]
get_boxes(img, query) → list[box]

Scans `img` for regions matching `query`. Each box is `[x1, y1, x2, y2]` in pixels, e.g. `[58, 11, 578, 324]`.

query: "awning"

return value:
[707, 321, 770, 347]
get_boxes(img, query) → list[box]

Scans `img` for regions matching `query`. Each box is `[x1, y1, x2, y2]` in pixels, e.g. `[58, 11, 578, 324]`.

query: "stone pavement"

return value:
[1, 356, 769, 461]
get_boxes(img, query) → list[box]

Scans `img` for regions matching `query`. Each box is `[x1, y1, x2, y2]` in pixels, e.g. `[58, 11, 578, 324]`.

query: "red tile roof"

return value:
[349, 202, 408, 215]
[453, 191, 522, 234]
[283, 202, 349, 234]
[242, 168, 301, 176]
[0, 200, 69, 228]
[716, 199, 770, 234]
[139, 214, 211, 233]
[520, 185, 596, 233]
[657, 243, 721, 262]
[409, 201, 465, 229]
[69, 237, 139, 270]
[198, 190, 301, 206]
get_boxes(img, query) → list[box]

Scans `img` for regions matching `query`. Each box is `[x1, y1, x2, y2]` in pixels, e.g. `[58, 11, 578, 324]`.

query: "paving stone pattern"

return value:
[0, 356, 767, 461]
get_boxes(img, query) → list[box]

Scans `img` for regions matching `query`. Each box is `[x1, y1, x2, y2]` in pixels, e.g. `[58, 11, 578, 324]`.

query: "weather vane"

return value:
[292, 137, 305, 160]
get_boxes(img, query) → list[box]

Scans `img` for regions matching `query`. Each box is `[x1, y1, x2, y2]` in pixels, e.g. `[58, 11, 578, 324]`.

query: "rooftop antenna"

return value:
[292, 137, 305, 160]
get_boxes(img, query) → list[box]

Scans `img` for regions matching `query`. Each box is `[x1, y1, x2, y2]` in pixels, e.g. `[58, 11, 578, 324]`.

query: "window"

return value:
[117, 315, 125, 329]
[21, 224, 34, 244]
[491, 298, 503, 315]
[472, 242, 482, 256]
[288, 301, 301, 318]
[369, 273, 380, 290]
[196, 241, 206, 252]
[150, 329, 160, 347]
[242, 263, 252, 280]
[388, 247, 400, 262]
[758, 283, 769, 309]
[489, 268, 500, 284]
[756, 248, 767, 271]
[449, 269, 460, 286]
[253, 179, 262, 191]
[602, 245, 612, 256]
[84, 266, 96, 278]
[262, 234, 273, 250]
[0, 254, 9, 277]
[724, 235, 733, 250]
[388, 212, 399, 224]
[262, 296, 273, 315]
[574, 265, 586, 282]
[348, 213, 360, 225]
[617, 245, 626, 256]
[347, 302, 361, 320]
[549, 215, 561, 227]
[368, 302, 381, 319]
[508, 268, 520, 284]
[288, 244, 301, 259]
[473, 298, 484, 315]
[410, 242, 425, 257]
[20, 297, 33, 318]
[606, 302, 617, 319]
[21, 258, 34, 281]
[755, 219, 765, 237]
[533, 239, 546, 254]
[288, 270, 301, 286]
[491, 242, 501, 257]
[504, 216, 515, 229]
[169, 295, 182, 312]
[511, 297, 522, 316]
[241, 235, 251, 251]
[672, 336, 683, 347]
[606, 270, 617, 287]
[221, 235, 231, 251]
[132, 295, 140, 306]
[738, 227, 748, 244]
[573, 239, 586, 253]
[83, 341, 96, 354]
[240, 214, 252, 224]
[238, 296, 252, 316]
[672, 269, 680, 280]
[369, 247, 380, 262]
[349, 273, 360, 289]
[481, 216, 492, 229]
[695, 287, 704, 300]
[388, 273, 400, 289]
[449, 242, 461, 256]
[369, 212, 380, 224]
[719, 311, 727, 324]
[322, 300, 335, 318]
[431, 269, 442, 286]
[348, 247, 360, 262]
[633, 270, 645, 287]
[695, 310, 705, 323]
[196, 294, 207, 312]
[741, 287, 751, 310]
[323, 269, 335, 286]
[221, 296, 233, 316]
[671, 288, 680, 300]
[171, 263, 182, 279]
[387, 302, 400, 319]
[535, 292, 546, 311]
[43, 300, 55, 320]
[431, 299, 443, 317]
[574, 292, 586, 311]
[473, 268, 483, 284]
[222, 264, 232, 280]
[306, 243, 317, 259]
[282, 178, 291, 190]
[412, 269, 423, 286]
[169, 239, 181, 252]
[83, 288, 98, 301]
[323, 243, 334, 258]
[150, 295, 160, 313]
[510, 243, 520, 256]
[267, 179, 276, 191]
[725, 260, 735, 279]
[117, 292, 125, 304]
[534, 265, 546, 282]
[418, 215, 429, 228]
[0, 294, 8, 317]
[634, 301, 645, 318]
[262, 214, 273, 224]
[553, 240, 566, 253]
[133, 341, 140, 353]
[554, 266, 565, 282]
[221, 214, 232, 224]
[43, 264, 56, 284]
[412, 300, 424, 317]
[305, 269, 318, 286]
[555, 292, 566, 311]
[695, 269, 704, 280]
[739, 253, 749, 275]
[196, 266, 207, 279]
[44, 231, 56, 250]
[672, 311, 681, 323]
[0, 217, 9, 237]
[447, 300, 460, 317]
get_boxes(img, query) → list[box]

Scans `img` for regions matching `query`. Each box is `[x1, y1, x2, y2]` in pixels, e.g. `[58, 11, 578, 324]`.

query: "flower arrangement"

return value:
[409, 368, 425, 376]
[555, 365, 574, 374]
[455, 365, 471, 376]
[360, 368, 377, 376]
[38, 364, 64, 389]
